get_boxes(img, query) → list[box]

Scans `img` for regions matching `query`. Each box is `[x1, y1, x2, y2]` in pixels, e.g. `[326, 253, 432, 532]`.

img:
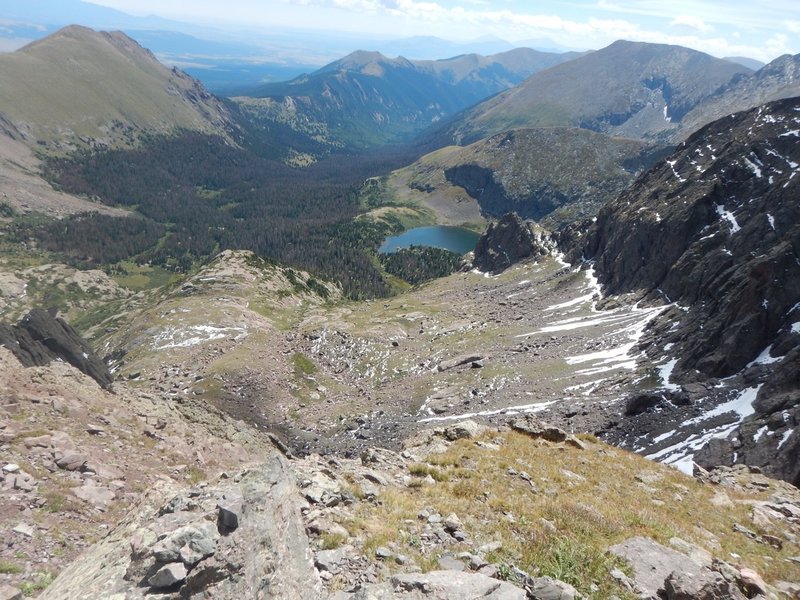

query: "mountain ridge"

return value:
[440, 39, 753, 145]
[235, 46, 582, 150]
[0, 25, 235, 152]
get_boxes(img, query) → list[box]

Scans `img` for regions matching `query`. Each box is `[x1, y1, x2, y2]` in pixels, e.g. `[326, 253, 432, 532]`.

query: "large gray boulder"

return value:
[37, 453, 324, 599]
[608, 537, 704, 599]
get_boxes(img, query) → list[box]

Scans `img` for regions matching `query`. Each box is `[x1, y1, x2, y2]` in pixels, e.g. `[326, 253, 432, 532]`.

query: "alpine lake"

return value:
[378, 225, 480, 255]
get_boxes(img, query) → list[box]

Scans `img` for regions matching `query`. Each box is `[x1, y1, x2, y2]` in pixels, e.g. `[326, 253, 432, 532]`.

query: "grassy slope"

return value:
[349, 430, 800, 598]
[0, 26, 230, 150]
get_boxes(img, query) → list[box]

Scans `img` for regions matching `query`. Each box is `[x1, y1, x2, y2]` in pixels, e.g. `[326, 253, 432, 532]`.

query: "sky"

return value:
[85, 0, 800, 62]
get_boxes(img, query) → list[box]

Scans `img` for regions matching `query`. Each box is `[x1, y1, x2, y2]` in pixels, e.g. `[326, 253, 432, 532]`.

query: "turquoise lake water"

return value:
[378, 226, 480, 254]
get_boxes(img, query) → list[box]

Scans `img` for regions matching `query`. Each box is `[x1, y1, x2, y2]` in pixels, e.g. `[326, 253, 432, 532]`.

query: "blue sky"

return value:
[67, 1, 800, 61]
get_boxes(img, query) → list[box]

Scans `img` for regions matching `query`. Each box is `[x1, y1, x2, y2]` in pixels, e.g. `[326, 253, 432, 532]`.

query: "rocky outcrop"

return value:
[38, 454, 324, 600]
[573, 97, 800, 480]
[473, 213, 553, 274]
[608, 536, 777, 600]
[580, 97, 800, 379]
[0, 309, 112, 388]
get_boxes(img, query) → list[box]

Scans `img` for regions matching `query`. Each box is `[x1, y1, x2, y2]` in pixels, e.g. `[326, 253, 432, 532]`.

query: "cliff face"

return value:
[0, 309, 113, 388]
[581, 96, 800, 379]
[575, 97, 800, 484]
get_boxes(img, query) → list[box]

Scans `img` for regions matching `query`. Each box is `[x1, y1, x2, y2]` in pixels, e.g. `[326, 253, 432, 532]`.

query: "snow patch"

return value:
[544, 267, 601, 311]
[153, 325, 247, 350]
[747, 344, 781, 367]
[715, 204, 741, 233]
[419, 399, 560, 423]
[667, 159, 685, 182]
[658, 359, 681, 392]
[743, 156, 762, 178]
[767, 214, 776, 230]
[646, 385, 762, 474]
[753, 425, 769, 443]
[778, 428, 794, 449]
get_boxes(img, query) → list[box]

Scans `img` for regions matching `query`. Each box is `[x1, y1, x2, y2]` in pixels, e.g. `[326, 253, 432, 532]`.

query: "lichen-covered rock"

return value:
[37, 454, 324, 600]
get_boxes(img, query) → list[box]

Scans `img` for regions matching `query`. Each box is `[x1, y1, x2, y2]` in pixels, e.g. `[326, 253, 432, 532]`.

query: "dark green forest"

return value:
[14, 133, 432, 298]
[379, 246, 462, 285]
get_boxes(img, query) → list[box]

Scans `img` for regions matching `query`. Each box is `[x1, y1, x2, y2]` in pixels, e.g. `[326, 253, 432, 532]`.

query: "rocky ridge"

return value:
[443, 40, 751, 145]
[19, 417, 800, 599]
[574, 96, 800, 484]
[0, 344, 268, 597]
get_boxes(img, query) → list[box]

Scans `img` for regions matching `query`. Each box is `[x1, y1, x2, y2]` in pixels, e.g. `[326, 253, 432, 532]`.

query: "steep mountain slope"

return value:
[442, 40, 751, 144]
[0, 25, 234, 152]
[392, 127, 669, 226]
[679, 53, 800, 140]
[577, 96, 800, 483]
[234, 47, 580, 150]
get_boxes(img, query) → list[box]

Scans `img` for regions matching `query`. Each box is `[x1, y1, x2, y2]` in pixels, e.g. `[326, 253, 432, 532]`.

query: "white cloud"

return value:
[78, 0, 800, 61]
[670, 15, 713, 33]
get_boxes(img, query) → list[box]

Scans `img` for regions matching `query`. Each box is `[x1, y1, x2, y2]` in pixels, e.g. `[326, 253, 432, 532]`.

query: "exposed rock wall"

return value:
[575, 96, 800, 482]
[580, 97, 800, 379]
[0, 309, 112, 388]
[473, 212, 553, 274]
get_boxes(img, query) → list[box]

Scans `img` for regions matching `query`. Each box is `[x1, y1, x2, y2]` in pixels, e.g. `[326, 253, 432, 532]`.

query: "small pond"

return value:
[378, 225, 480, 255]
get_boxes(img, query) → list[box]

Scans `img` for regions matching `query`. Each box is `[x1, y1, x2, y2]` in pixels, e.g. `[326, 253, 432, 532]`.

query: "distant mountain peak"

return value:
[320, 49, 414, 75]
[0, 25, 234, 152]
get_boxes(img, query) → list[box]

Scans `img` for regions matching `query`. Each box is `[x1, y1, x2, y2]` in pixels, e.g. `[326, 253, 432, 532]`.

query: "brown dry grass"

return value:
[350, 431, 800, 598]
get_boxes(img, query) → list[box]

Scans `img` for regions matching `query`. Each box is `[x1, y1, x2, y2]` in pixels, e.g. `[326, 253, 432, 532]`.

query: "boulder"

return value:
[148, 562, 187, 589]
[663, 569, 747, 600]
[54, 449, 88, 471]
[217, 490, 243, 532]
[608, 537, 704, 599]
[0, 585, 22, 600]
[443, 420, 481, 440]
[73, 483, 116, 509]
[510, 415, 567, 442]
[315, 546, 350, 574]
[150, 525, 216, 565]
[437, 354, 484, 372]
[528, 576, 582, 600]
[350, 570, 527, 599]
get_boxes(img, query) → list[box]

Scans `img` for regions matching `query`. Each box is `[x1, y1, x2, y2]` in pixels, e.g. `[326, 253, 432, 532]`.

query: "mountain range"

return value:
[0, 24, 799, 599]
[236, 47, 583, 149]
[438, 40, 800, 145]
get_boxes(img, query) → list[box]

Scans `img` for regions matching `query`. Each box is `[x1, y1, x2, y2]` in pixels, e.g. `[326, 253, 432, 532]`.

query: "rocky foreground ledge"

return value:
[14, 417, 797, 600]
